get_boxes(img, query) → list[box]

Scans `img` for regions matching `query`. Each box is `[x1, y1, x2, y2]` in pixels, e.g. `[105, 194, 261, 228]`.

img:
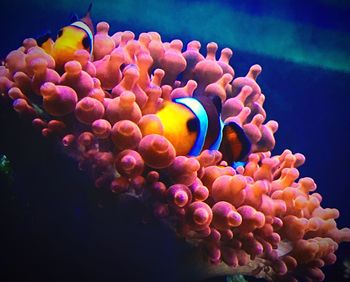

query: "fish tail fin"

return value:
[69, 3, 92, 23]
[220, 121, 251, 163]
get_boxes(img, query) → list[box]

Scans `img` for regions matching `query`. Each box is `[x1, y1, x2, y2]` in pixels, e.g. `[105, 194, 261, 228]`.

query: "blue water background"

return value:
[0, 1, 349, 281]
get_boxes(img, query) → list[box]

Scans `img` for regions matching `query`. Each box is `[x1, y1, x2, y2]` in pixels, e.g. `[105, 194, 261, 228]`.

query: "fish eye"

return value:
[82, 36, 91, 50]
[57, 29, 63, 38]
[187, 117, 199, 132]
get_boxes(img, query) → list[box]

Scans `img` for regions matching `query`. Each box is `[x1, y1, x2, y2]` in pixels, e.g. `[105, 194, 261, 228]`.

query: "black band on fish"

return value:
[209, 115, 224, 151]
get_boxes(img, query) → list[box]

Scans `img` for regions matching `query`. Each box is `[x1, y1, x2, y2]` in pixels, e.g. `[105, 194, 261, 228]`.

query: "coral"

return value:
[1, 20, 349, 282]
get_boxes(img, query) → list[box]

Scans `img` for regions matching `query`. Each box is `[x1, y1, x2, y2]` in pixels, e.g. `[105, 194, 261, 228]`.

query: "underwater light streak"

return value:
[38, 0, 350, 73]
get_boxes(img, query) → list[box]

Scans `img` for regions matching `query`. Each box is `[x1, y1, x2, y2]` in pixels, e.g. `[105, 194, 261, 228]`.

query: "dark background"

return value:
[0, 0, 349, 281]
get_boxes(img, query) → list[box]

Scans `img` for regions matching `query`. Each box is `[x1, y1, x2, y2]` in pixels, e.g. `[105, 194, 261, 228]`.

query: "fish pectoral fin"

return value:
[220, 121, 251, 163]
[36, 32, 52, 46]
[36, 32, 54, 55]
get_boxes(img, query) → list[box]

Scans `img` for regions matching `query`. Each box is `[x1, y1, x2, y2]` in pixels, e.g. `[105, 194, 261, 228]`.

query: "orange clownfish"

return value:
[37, 3, 94, 72]
[142, 95, 251, 165]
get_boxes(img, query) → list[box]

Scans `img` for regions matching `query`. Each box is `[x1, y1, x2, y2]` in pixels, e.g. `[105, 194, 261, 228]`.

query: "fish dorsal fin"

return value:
[69, 13, 79, 24]
[80, 3, 94, 34]
[86, 3, 93, 14]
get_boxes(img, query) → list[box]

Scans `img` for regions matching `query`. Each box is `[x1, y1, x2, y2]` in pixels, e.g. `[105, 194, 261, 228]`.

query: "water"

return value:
[0, 0, 349, 281]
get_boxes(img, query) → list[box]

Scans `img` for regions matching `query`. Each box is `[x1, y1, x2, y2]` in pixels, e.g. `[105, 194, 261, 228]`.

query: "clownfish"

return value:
[144, 95, 251, 164]
[37, 3, 94, 72]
